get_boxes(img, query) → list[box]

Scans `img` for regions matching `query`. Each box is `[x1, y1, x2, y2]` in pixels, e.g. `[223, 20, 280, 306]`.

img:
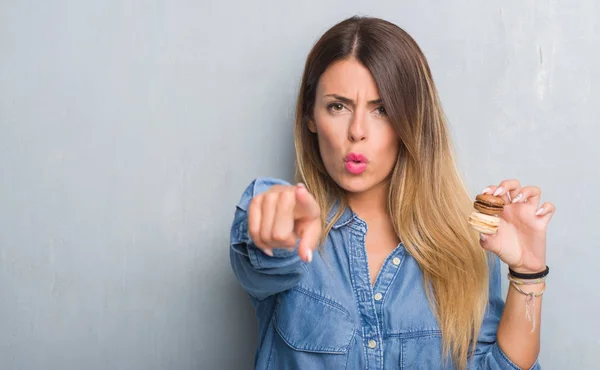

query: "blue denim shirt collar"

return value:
[327, 201, 357, 229]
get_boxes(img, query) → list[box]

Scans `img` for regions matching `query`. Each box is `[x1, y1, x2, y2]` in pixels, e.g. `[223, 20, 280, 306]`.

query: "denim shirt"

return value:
[230, 178, 541, 370]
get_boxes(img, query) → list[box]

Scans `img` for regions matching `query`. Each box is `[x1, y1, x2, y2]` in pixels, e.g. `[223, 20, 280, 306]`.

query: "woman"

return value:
[230, 16, 553, 369]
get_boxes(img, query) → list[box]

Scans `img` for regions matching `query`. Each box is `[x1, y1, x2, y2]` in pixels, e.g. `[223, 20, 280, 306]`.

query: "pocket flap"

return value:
[274, 286, 355, 354]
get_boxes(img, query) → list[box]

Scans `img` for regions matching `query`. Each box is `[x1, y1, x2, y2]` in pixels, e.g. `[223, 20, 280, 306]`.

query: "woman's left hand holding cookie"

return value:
[479, 179, 555, 273]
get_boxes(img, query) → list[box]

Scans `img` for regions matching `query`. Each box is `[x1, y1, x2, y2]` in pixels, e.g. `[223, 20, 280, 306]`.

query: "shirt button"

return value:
[368, 340, 377, 349]
[392, 257, 401, 266]
[374, 293, 383, 301]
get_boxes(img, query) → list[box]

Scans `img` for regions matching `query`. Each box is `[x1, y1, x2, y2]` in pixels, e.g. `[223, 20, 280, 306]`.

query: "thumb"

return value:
[479, 232, 500, 254]
[297, 219, 321, 263]
[293, 184, 321, 262]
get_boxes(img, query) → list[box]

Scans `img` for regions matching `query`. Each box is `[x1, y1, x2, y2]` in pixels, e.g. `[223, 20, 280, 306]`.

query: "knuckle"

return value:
[260, 232, 271, 244]
[248, 198, 259, 211]
[270, 185, 285, 193]
[248, 224, 260, 237]
[282, 189, 295, 203]
[264, 193, 278, 203]
[500, 180, 517, 188]
[272, 231, 288, 242]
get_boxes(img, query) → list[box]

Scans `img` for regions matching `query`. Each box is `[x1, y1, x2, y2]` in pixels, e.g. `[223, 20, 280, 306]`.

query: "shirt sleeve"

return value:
[468, 255, 542, 370]
[229, 177, 308, 301]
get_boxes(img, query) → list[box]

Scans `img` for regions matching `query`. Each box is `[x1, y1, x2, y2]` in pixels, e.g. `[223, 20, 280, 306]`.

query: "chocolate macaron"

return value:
[468, 194, 505, 234]
[474, 194, 505, 216]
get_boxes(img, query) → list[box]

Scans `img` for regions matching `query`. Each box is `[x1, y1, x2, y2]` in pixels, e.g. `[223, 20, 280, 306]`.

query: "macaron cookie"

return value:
[469, 211, 501, 234]
[468, 194, 505, 234]
[474, 194, 505, 216]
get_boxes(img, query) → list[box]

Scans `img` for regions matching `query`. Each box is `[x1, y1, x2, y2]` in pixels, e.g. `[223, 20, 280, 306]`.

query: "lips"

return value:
[344, 153, 368, 175]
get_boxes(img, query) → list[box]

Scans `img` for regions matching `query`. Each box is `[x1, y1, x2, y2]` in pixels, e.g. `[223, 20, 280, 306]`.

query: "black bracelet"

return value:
[508, 266, 550, 280]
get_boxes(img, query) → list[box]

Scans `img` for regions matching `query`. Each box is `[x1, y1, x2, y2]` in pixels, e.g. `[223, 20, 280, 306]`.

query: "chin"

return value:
[334, 174, 374, 194]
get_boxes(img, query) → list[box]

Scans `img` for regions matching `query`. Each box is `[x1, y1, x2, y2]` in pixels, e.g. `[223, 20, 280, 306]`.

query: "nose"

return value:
[348, 112, 367, 142]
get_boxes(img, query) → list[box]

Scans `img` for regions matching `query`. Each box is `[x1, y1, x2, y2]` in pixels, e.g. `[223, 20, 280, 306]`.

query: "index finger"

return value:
[293, 184, 320, 221]
[493, 179, 522, 196]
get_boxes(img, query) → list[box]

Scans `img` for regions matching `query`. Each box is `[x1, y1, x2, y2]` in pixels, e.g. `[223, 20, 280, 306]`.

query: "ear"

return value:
[307, 118, 317, 133]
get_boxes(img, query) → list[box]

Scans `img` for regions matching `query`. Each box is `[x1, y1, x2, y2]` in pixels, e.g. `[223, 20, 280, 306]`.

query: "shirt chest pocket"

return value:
[270, 286, 357, 369]
[400, 331, 453, 369]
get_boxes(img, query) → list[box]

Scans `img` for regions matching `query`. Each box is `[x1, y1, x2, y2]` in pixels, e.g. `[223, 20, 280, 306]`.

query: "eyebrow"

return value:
[324, 94, 383, 105]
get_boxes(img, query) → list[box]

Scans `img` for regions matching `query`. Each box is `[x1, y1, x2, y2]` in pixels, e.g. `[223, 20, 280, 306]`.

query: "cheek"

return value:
[378, 131, 400, 167]
[316, 128, 340, 160]
[314, 118, 345, 157]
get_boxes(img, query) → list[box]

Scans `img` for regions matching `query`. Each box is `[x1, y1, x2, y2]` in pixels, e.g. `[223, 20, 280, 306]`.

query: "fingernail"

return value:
[480, 234, 487, 241]
[481, 187, 491, 194]
[493, 187, 504, 196]
[535, 207, 544, 216]
[263, 249, 274, 257]
[512, 193, 523, 203]
[306, 249, 313, 263]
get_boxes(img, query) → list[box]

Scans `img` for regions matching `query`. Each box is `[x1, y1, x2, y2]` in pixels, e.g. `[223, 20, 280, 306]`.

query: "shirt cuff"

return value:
[246, 242, 298, 269]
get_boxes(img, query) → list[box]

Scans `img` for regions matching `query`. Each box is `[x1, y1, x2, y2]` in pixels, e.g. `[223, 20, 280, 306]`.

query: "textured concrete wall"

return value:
[1, 1, 596, 369]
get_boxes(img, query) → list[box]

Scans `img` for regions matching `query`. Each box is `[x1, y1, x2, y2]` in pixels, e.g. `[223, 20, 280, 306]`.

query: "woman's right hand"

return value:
[248, 183, 322, 263]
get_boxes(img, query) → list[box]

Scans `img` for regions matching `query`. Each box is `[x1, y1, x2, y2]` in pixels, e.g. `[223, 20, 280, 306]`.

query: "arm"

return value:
[229, 177, 317, 300]
[471, 179, 555, 369]
[469, 255, 541, 370]
[495, 274, 543, 368]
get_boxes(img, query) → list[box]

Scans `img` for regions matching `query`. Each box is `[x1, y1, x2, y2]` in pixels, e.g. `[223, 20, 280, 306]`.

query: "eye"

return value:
[327, 103, 345, 112]
[376, 106, 387, 115]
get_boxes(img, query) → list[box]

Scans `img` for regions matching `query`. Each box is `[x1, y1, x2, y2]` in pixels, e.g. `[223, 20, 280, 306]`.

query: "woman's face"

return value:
[310, 58, 400, 195]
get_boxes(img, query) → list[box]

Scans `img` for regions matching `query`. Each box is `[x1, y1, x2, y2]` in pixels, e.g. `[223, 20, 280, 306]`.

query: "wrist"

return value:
[508, 264, 547, 275]
[511, 282, 545, 293]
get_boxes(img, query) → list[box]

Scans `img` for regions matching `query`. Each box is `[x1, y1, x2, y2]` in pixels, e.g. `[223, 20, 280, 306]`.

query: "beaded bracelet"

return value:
[507, 274, 547, 286]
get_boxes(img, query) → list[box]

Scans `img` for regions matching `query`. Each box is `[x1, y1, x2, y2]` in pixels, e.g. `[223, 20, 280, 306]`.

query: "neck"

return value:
[347, 180, 390, 223]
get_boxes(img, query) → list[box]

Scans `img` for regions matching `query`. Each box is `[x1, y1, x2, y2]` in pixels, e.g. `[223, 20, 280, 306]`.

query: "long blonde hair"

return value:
[293, 16, 489, 369]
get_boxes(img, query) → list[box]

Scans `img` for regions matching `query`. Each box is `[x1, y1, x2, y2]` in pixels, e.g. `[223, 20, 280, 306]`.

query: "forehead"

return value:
[317, 58, 380, 98]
